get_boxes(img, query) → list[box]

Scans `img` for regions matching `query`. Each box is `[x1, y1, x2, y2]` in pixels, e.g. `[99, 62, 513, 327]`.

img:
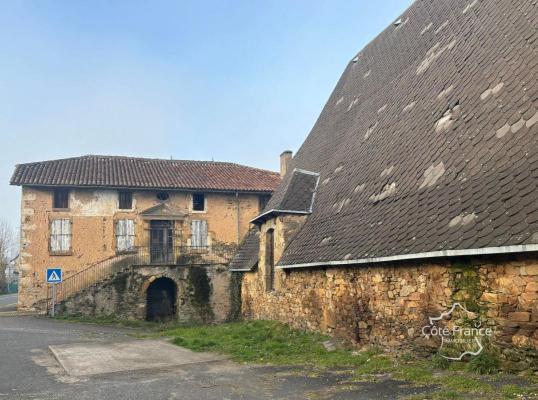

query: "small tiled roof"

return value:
[253, 169, 320, 224]
[10, 155, 281, 193]
[229, 228, 260, 272]
[270, 0, 538, 267]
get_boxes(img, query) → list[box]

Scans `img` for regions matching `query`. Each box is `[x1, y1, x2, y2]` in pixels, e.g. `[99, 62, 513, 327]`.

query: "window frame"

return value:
[192, 193, 206, 212]
[115, 219, 136, 254]
[265, 228, 275, 292]
[52, 189, 70, 210]
[49, 218, 72, 255]
[118, 191, 133, 210]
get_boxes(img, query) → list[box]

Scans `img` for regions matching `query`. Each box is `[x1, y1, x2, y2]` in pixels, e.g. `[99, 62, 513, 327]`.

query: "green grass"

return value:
[393, 363, 434, 384]
[161, 320, 381, 367]
[500, 384, 537, 399]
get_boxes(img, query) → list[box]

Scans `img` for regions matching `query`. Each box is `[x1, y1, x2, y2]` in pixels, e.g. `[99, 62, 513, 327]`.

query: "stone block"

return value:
[526, 265, 538, 276]
[508, 312, 531, 322]
[480, 292, 498, 302]
[522, 292, 538, 301]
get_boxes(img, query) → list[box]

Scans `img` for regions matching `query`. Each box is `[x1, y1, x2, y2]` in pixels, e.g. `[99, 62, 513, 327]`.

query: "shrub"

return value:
[467, 351, 500, 374]
[431, 353, 450, 370]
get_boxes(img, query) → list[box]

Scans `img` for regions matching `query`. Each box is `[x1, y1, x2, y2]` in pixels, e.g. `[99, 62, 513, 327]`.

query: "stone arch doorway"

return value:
[146, 277, 177, 321]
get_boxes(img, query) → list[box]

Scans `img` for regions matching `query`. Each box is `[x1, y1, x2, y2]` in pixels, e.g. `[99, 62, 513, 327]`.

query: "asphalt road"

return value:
[0, 293, 17, 310]
[0, 316, 434, 399]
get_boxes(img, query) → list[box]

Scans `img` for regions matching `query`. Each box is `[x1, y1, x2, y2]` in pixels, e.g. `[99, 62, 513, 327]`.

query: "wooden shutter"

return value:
[50, 220, 61, 252]
[191, 220, 208, 247]
[51, 219, 71, 252]
[200, 220, 208, 247]
[126, 219, 135, 250]
[116, 220, 135, 251]
[61, 219, 71, 251]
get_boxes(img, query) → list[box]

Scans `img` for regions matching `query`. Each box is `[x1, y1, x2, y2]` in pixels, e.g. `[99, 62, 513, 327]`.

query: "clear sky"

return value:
[0, 0, 414, 231]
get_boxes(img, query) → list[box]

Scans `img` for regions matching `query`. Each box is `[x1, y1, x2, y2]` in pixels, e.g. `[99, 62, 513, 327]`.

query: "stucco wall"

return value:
[18, 186, 262, 310]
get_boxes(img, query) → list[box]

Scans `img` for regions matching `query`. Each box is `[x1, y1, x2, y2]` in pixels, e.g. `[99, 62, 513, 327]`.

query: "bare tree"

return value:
[0, 219, 16, 294]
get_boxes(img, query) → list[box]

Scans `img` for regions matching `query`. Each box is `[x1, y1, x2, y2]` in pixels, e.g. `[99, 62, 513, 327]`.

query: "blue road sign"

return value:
[46, 268, 62, 283]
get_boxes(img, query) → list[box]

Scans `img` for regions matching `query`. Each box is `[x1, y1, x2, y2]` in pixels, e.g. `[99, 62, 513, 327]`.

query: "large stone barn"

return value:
[231, 0, 538, 370]
[10, 155, 280, 321]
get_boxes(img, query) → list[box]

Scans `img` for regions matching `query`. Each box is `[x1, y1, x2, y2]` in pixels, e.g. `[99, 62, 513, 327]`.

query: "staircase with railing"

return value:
[47, 244, 236, 306]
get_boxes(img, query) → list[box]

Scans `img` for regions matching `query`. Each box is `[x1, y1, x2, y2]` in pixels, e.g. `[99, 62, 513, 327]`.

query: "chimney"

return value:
[280, 150, 293, 177]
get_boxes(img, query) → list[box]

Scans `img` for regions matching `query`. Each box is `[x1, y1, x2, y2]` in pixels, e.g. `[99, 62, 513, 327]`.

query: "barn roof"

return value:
[266, 0, 538, 268]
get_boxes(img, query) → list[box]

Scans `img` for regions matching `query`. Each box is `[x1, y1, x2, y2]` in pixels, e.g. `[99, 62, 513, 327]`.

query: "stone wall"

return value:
[18, 186, 262, 310]
[241, 254, 538, 371]
[58, 264, 236, 323]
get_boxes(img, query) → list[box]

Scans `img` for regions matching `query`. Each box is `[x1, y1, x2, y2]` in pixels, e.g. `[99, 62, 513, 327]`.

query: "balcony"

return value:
[122, 244, 237, 266]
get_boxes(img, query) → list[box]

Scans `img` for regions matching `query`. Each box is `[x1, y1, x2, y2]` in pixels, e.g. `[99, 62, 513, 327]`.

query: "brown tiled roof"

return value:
[10, 155, 281, 193]
[271, 0, 538, 267]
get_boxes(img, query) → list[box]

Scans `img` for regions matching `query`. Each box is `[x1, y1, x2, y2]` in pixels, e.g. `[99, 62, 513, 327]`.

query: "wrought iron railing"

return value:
[47, 244, 237, 304]
[48, 253, 137, 303]
[131, 244, 236, 266]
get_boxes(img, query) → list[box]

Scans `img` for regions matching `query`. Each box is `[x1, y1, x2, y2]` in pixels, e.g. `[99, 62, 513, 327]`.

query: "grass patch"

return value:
[500, 384, 537, 399]
[435, 374, 493, 394]
[355, 355, 393, 374]
[162, 320, 379, 367]
[393, 363, 434, 384]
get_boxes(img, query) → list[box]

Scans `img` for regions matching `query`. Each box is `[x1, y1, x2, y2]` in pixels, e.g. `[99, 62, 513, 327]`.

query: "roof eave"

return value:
[250, 209, 311, 225]
[11, 182, 276, 194]
[277, 244, 538, 269]
[229, 268, 254, 272]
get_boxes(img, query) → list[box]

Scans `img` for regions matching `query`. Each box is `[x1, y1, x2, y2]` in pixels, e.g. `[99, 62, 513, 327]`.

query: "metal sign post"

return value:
[46, 268, 62, 317]
[51, 283, 56, 317]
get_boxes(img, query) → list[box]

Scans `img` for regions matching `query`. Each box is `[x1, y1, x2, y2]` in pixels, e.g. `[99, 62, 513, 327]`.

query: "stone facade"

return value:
[241, 216, 538, 371]
[19, 186, 263, 310]
[58, 264, 238, 323]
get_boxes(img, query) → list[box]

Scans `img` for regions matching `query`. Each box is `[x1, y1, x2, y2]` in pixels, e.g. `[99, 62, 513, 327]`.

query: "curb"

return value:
[0, 311, 46, 317]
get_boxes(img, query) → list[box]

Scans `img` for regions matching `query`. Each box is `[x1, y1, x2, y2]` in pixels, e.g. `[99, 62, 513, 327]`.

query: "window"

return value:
[50, 219, 71, 253]
[156, 192, 170, 201]
[192, 193, 205, 211]
[259, 195, 270, 212]
[118, 191, 133, 209]
[53, 189, 69, 209]
[265, 229, 275, 291]
[191, 220, 208, 248]
[116, 219, 135, 252]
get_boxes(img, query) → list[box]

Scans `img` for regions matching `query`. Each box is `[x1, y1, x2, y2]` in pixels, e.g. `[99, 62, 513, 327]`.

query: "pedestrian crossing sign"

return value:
[46, 268, 62, 283]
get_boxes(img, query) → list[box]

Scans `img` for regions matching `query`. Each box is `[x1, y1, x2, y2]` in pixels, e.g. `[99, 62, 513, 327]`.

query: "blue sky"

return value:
[0, 0, 413, 230]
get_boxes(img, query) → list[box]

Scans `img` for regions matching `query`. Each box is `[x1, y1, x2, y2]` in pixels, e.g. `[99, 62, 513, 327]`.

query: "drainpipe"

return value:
[236, 192, 240, 244]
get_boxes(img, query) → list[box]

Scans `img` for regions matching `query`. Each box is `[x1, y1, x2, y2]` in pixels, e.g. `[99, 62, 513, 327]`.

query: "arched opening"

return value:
[146, 277, 177, 322]
[265, 229, 275, 292]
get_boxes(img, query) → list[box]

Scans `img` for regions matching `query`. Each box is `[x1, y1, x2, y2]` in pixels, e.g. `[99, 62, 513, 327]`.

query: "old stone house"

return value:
[10, 155, 280, 320]
[231, 0, 538, 370]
